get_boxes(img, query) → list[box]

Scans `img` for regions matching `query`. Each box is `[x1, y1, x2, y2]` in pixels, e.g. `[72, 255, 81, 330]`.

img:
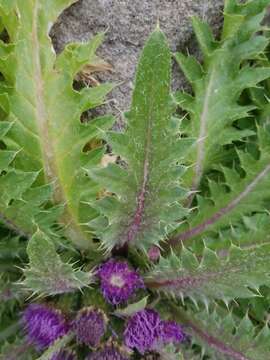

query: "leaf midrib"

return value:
[172, 306, 250, 360]
[124, 108, 151, 245]
[171, 162, 270, 244]
[187, 67, 216, 206]
[189, 320, 249, 360]
[31, 2, 92, 247]
[32, 1, 56, 186]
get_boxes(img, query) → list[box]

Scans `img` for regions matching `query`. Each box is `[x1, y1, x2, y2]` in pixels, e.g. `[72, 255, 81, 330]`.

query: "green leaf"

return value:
[175, 1, 270, 203]
[0, 122, 13, 138]
[146, 243, 270, 305]
[0, 171, 38, 206]
[170, 126, 270, 246]
[23, 230, 93, 296]
[114, 296, 148, 317]
[0, 150, 17, 170]
[191, 17, 217, 60]
[88, 29, 192, 251]
[0, 0, 114, 247]
[0, 235, 25, 261]
[0, 337, 34, 360]
[177, 307, 270, 360]
[159, 344, 185, 360]
[204, 213, 270, 251]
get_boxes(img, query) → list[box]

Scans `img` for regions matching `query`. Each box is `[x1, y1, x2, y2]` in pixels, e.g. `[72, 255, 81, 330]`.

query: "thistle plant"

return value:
[1, 0, 270, 359]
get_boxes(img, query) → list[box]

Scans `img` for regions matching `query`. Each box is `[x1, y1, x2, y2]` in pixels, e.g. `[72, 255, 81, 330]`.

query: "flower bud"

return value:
[73, 307, 107, 348]
[160, 320, 185, 345]
[22, 304, 70, 350]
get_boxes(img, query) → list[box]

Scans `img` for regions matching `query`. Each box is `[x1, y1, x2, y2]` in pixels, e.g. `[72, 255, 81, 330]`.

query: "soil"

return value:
[51, 0, 224, 119]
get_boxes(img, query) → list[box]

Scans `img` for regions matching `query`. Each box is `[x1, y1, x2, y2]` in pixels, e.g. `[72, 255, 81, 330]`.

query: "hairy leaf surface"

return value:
[179, 308, 270, 360]
[171, 126, 270, 246]
[175, 0, 270, 203]
[146, 243, 270, 304]
[88, 29, 192, 251]
[23, 230, 93, 296]
[0, 0, 113, 248]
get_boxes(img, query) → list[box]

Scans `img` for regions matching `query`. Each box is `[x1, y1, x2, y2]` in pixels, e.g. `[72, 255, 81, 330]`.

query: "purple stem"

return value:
[124, 103, 152, 245]
[146, 272, 217, 290]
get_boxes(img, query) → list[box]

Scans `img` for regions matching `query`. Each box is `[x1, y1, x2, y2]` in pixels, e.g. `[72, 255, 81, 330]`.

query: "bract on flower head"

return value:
[87, 340, 130, 360]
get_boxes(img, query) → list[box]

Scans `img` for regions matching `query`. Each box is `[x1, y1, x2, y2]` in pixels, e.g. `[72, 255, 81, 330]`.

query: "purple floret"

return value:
[160, 320, 185, 345]
[97, 259, 144, 305]
[87, 342, 129, 360]
[124, 309, 186, 354]
[124, 309, 161, 354]
[50, 350, 76, 360]
[73, 307, 107, 348]
[22, 304, 70, 350]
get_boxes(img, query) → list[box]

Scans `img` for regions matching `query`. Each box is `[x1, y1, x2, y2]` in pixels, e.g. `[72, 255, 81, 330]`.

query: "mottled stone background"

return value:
[51, 0, 224, 116]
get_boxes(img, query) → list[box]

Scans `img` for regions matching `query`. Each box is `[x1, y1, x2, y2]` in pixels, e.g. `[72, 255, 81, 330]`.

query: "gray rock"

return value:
[51, 0, 224, 116]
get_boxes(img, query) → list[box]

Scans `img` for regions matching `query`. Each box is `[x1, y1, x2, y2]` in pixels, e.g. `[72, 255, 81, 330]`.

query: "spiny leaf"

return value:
[0, 276, 23, 326]
[22, 230, 93, 296]
[171, 125, 270, 246]
[146, 243, 270, 305]
[88, 29, 192, 252]
[0, 235, 25, 261]
[0, 0, 114, 248]
[177, 307, 270, 360]
[204, 212, 270, 251]
[175, 0, 270, 203]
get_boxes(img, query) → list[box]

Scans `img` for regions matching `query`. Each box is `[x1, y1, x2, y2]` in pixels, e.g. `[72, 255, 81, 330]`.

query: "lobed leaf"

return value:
[146, 243, 270, 305]
[171, 126, 270, 246]
[88, 29, 192, 252]
[0, 0, 114, 248]
[22, 230, 93, 296]
[175, 0, 270, 204]
[178, 307, 270, 360]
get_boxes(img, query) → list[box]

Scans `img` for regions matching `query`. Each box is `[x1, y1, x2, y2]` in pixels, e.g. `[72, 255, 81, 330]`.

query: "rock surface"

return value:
[51, 0, 224, 115]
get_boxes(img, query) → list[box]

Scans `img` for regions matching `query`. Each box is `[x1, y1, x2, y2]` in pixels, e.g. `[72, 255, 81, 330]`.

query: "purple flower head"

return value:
[73, 307, 107, 348]
[50, 350, 76, 360]
[160, 320, 185, 345]
[87, 342, 129, 360]
[124, 309, 162, 354]
[97, 259, 144, 305]
[124, 309, 185, 354]
[22, 304, 70, 350]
